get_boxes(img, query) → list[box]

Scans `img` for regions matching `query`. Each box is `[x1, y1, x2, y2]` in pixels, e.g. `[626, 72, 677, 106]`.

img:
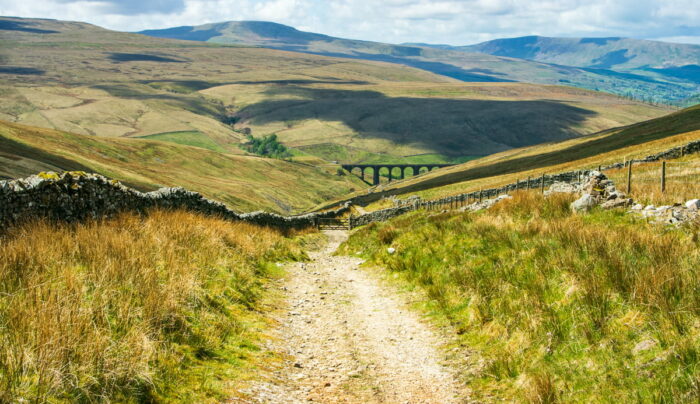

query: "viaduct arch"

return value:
[341, 164, 453, 185]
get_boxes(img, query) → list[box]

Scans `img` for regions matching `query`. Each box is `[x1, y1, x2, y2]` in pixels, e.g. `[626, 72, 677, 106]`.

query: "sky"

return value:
[2, 0, 700, 45]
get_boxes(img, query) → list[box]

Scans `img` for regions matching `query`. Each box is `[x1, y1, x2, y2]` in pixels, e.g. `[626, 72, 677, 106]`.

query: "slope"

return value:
[0, 120, 365, 214]
[139, 21, 700, 104]
[332, 104, 700, 205]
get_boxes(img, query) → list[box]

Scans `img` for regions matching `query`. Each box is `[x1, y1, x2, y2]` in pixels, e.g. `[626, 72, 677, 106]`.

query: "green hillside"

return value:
[139, 21, 700, 104]
[0, 120, 365, 213]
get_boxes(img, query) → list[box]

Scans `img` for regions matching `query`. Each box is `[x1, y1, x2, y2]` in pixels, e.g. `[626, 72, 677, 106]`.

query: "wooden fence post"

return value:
[540, 174, 545, 193]
[527, 176, 531, 189]
[627, 161, 633, 194]
[661, 161, 666, 193]
[479, 189, 483, 202]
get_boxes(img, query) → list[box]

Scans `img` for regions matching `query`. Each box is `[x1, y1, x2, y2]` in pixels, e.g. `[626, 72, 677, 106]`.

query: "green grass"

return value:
[340, 193, 700, 402]
[141, 131, 227, 152]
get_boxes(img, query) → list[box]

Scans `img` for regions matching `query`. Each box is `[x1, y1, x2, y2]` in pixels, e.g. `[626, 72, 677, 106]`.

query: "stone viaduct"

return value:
[341, 164, 453, 185]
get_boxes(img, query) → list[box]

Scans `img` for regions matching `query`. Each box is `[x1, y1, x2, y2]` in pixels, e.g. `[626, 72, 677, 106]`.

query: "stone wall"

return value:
[349, 204, 417, 228]
[0, 172, 351, 230]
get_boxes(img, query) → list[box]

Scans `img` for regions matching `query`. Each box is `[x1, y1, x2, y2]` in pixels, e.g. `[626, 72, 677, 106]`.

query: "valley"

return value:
[1, 10, 700, 404]
[1, 17, 670, 168]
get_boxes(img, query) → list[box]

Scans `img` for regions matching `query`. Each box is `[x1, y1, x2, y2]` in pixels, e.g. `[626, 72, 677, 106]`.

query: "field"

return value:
[0, 120, 366, 214]
[0, 209, 315, 403]
[0, 17, 671, 165]
[341, 193, 700, 402]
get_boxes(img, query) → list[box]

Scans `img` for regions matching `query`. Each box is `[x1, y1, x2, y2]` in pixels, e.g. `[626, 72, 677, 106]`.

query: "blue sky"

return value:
[2, 0, 700, 45]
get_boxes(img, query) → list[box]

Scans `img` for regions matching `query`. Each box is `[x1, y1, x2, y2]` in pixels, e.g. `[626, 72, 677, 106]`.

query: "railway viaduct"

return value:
[341, 164, 453, 185]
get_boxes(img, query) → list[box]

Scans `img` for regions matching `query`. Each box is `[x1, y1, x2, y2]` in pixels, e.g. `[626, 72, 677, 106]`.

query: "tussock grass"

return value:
[0, 210, 308, 402]
[341, 193, 700, 402]
[606, 156, 700, 206]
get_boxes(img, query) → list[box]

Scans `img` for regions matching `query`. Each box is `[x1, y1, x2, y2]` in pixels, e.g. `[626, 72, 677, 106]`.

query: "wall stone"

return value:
[0, 171, 351, 230]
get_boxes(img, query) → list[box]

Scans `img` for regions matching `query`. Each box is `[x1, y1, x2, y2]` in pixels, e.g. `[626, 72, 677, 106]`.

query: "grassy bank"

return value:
[0, 210, 310, 402]
[340, 193, 700, 402]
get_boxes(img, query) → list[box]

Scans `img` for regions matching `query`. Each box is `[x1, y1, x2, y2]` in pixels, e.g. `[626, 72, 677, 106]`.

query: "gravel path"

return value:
[236, 230, 463, 403]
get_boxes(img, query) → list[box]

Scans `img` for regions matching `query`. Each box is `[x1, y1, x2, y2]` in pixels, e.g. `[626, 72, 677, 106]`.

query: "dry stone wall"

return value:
[0, 172, 351, 230]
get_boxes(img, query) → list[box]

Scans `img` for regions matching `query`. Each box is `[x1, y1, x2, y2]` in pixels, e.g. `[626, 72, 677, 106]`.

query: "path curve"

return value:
[238, 230, 463, 403]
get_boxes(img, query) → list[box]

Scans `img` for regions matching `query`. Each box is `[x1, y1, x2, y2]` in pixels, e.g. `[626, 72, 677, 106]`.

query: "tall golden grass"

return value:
[606, 158, 700, 205]
[342, 192, 700, 402]
[0, 210, 307, 402]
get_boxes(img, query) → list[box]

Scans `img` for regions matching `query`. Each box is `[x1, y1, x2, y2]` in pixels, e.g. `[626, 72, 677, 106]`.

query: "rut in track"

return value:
[237, 230, 465, 403]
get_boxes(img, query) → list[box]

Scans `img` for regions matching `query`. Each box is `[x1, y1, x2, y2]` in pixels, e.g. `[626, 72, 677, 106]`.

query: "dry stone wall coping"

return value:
[0, 171, 351, 230]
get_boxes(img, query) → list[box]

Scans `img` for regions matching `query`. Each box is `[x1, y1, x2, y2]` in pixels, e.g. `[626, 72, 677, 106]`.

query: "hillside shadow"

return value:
[0, 136, 92, 176]
[107, 53, 188, 63]
[0, 66, 45, 75]
[237, 86, 596, 156]
[0, 20, 58, 34]
[272, 46, 514, 82]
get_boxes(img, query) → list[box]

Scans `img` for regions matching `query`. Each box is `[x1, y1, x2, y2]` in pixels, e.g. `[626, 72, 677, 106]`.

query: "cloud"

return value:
[0, 0, 699, 46]
[53, 0, 186, 15]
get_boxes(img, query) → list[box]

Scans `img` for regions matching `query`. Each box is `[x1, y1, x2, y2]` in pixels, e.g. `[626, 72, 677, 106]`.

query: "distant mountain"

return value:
[413, 36, 700, 101]
[462, 36, 700, 70]
[139, 22, 700, 104]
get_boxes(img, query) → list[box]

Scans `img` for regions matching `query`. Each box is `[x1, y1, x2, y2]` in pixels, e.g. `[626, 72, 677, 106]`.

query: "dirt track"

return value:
[238, 230, 464, 403]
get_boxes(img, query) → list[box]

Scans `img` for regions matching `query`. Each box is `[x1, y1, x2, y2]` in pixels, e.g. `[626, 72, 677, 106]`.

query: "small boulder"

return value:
[685, 199, 700, 210]
[571, 194, 597, 212]
[600, 198, 633, 210]
[631, 203, 644, 210]
[387, 247, 396, 255]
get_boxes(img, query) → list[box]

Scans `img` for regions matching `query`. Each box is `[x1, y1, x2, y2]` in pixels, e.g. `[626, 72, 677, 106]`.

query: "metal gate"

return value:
[317, 218, 350, 230]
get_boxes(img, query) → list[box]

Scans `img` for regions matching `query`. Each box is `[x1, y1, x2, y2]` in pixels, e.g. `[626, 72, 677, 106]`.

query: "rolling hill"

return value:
[0, 17, 671, 166]
[0, 119, 365, 213]
[139, 21, 700, 104]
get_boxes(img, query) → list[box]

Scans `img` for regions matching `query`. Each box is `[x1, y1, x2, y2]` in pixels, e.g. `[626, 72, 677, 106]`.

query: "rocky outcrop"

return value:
[570, 171, 633, 212]
[0, 172, 351, 230]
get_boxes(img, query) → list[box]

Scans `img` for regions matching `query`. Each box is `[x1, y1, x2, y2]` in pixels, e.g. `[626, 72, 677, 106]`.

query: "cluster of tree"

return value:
[240, 134, 292, 159]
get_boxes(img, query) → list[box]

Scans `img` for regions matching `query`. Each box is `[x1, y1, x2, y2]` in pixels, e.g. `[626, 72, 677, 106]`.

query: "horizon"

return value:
[1, 0, 700, 46]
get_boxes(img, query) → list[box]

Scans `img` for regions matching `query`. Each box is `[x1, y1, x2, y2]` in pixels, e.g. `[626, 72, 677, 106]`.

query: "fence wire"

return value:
[588, 160, 700, 205]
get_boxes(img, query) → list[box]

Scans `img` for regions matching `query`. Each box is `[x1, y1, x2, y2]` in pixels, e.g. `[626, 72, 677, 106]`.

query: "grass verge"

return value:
[0, 209, 310, 403]
[340, 192, 700, 402]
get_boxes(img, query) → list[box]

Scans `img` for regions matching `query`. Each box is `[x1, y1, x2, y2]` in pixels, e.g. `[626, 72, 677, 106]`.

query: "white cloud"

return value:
[1, 0, 699, 45]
